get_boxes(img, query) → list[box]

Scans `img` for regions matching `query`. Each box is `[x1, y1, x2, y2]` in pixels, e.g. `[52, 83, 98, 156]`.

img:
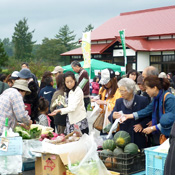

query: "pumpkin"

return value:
[124, 143, 138, 155]
[113, 131, 131, 148]
[104, 157, 117, 169]
[103, 123, 112, 133]
[101, 149, 113, 155]
[103, 139, 116, 151]
[113, 147, 124, 156]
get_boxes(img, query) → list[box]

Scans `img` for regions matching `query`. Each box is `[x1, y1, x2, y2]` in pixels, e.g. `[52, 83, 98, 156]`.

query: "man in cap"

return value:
[0, 80, 32, 135]
[21, 62, 39, 90]
[71, 61, 90, 110]
[51, 66, 64, 78]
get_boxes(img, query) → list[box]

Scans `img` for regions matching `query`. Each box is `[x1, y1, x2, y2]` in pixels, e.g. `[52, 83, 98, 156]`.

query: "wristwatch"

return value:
[150, 126, 154, 130]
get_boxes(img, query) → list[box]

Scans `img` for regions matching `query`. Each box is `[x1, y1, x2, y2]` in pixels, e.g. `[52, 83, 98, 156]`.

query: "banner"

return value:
[81, 31, 91, 68]
[119, 30, 127, 67]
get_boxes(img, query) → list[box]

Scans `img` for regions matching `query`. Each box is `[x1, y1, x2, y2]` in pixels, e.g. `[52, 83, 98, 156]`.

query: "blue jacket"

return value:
[133, 90, 175, 131]
[38, 85, 56, 108]
[108, 95, 151, 149]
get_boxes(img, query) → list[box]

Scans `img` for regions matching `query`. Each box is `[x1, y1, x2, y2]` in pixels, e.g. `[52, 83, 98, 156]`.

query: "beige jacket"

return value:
[60, 86, 86, 125]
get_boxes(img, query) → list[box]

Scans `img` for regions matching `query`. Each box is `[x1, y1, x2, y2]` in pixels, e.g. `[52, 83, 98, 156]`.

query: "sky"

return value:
[0, 0, 175, 44]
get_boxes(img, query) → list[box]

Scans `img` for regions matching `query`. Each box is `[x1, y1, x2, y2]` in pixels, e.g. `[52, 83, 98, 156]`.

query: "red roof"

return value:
[61, 6, 175, 56]
[123, 38, 175, 51]
[91, 6, 175, 41]
[61, 43, 109, 56]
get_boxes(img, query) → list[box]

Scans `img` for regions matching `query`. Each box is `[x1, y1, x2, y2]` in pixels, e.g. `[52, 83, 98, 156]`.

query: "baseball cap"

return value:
[99, 68, 115, 85]
[51, 66, 64, 74]
[160, 112, 175, 137]
[12, 80, 31, 94]
[18, 68, 32, 79]
[10, 71, 19, 80]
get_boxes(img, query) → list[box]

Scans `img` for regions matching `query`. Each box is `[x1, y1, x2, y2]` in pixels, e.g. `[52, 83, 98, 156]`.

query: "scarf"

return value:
[152, 89, 163, 126]
[123, 94, 135, 109]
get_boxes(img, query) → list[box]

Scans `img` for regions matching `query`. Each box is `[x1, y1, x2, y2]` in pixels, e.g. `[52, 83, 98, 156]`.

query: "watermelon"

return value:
[124, 143, 138, 155]
[113, 131, 131, 148]
[103, 139, 116, 151]
[113, 147, 124, 156]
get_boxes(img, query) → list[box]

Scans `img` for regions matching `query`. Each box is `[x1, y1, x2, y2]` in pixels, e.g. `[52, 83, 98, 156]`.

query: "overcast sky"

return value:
[0, 0, 174, 44]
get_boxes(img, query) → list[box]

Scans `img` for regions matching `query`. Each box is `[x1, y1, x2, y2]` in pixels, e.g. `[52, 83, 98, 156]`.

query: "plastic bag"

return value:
[0, 155, 22, 174]
[106, 111, 125, 139]
[68, 133, 110, 175]
[103, 102, 112, 129]
[87, 103, 102, 133]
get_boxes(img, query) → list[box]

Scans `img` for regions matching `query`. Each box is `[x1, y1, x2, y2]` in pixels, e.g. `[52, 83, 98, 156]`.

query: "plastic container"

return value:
[144, 146, 168, 175]
[22, 160, 35, 171]
[98, 151, 145, 175]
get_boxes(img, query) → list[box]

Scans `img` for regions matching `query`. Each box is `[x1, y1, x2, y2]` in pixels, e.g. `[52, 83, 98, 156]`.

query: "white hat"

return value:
[51, 66, 64, 74]
[12, 80, 31, 94]
[158, 72, 167, 79]
[10, 71, 19, 80]
[99, 68, 115, 85]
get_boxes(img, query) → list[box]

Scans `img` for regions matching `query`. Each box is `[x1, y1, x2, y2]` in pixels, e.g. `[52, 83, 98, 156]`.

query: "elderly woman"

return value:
[108, 78, 151, 149]
[120, 76, 175, 145]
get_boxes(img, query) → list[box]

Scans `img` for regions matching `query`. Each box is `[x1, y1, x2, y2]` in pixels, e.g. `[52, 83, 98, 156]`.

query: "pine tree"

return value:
[0, 42, 8, 71]
[55, 25, 77, 51]
[12, 18, 35, 61]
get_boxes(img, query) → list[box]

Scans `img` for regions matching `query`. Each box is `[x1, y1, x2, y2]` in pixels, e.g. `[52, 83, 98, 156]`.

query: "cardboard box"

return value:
[42, 153, 66, 175]
[35, 157, 43, 175]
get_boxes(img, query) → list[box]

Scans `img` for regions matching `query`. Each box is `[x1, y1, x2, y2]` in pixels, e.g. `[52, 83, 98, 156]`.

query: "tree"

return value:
[35, 38, 68, 66]
[1, 38, 13, 57]
[55, 25, 77, 51]
[83, 24, 94, 32]
[0, 42, 8, 72]
[12, 18, 35, 61]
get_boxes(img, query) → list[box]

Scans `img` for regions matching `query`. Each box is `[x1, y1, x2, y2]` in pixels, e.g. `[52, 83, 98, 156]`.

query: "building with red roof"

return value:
[61, 6, 175, 73]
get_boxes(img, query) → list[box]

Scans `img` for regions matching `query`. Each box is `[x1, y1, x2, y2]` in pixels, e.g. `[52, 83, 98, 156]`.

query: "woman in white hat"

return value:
[0, 79, 32, 135]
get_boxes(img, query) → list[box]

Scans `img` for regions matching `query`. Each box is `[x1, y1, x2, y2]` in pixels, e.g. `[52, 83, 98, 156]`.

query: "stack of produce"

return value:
[99, 131, 144, 173]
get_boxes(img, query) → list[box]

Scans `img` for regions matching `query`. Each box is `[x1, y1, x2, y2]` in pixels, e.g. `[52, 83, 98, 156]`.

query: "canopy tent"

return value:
[62, 59, 125, 79]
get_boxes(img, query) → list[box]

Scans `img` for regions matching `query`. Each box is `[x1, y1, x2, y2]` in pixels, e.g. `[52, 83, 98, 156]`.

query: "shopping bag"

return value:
[102, 102, 112, 130]
[159, 134, 167, 144]
[93, 111, 105, 131]
[68, 134, 111, 175]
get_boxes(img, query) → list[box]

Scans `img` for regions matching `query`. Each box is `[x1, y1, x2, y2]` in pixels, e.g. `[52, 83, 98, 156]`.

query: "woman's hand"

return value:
[133, 124, 143, 132]
[146, 121, 152, 127]
[48, 109, 61, 116]
[119, 114, 134, 123]
[142, 126, 155, 134]
[95, 100, 107, 105]
[18, 120, 32, 130]
[113, 112, 122, 119]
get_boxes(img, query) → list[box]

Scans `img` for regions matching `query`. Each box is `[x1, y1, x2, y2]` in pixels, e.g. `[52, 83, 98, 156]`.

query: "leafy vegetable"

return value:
[30, 127, 42, 139]
[14, 125, 41, 139]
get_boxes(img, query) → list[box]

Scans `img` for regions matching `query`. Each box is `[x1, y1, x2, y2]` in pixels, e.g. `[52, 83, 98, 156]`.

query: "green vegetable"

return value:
[14, 125, 41, 139]
[103, 123, 112, 133]
[30, 127, 42, 139]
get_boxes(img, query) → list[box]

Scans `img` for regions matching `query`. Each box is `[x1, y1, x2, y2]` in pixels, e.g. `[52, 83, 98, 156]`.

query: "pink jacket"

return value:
[91, 82, 100, 95]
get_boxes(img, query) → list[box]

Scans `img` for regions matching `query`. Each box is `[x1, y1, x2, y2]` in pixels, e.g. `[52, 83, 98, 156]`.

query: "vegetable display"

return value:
[14, 126, 41, 139]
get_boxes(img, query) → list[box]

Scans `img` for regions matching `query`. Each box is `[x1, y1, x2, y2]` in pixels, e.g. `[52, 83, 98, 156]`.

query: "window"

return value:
[72, 55, 81, 59]
[150, 56, 161, 62]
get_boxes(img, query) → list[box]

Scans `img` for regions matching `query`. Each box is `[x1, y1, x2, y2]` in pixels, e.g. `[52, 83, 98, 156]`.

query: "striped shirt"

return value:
[0, 88, 31, 134]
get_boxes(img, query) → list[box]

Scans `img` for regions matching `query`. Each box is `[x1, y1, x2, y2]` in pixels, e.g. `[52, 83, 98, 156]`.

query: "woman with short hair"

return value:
[119, 75, 175, 145]
[108, 78, 150, 149]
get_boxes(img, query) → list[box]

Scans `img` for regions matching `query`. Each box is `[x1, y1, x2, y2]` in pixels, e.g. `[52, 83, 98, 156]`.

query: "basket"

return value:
[144, 146, 168, 175]
[98, 151, 145, 175]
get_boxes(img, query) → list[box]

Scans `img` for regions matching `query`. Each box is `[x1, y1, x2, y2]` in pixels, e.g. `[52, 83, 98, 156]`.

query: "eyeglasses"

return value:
[119, 89, 128, 93]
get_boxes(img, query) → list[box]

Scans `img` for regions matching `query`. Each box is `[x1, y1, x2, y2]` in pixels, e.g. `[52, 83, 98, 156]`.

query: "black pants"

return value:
[84, 97, 90, 111]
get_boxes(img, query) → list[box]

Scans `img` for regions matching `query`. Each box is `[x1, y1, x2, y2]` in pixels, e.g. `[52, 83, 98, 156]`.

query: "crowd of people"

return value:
[0, 62, 175, 151]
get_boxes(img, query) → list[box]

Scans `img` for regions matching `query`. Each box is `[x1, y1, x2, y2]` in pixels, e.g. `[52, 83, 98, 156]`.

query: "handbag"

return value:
[159, 92, 170, 144]
[93, 111, 105, 131]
